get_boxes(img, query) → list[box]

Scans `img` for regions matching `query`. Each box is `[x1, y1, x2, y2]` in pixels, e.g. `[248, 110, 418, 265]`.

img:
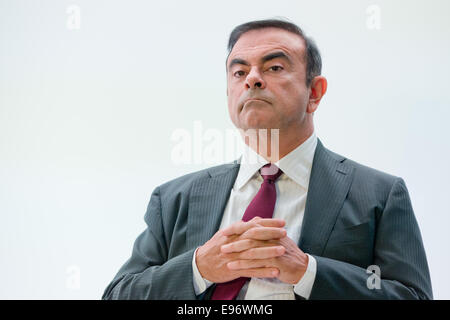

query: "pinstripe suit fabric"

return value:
[102, 140, 433, 300]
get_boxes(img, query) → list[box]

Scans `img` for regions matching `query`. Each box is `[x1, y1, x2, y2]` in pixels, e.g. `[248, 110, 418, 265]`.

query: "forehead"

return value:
[228, 27, 306, 63]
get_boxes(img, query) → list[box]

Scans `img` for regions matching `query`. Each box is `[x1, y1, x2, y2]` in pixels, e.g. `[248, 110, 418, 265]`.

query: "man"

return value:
[102, 19, 432, 300]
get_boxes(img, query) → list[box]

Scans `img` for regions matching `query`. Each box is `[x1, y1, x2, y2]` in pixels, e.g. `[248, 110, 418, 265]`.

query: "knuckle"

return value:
[216, 229, 226, 237]
[248, 227, 260, 237]
[243, 239, 253, 247]
[247, 248, 256, 258]
[240, 249, 253, 259]
[270, 247, 281, 257]
[235, 260, 243, 269]
[246, 222, 257, 231]
[218, 251, 227, 260]
[244, 229, 254, 238]
[261, 269, 273, 278]
[249, 239, 259, 248]
[271, 246, 281, 254]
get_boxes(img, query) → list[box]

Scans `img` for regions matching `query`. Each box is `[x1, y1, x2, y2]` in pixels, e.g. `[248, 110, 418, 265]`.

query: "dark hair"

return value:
[227, 18, 322, 87]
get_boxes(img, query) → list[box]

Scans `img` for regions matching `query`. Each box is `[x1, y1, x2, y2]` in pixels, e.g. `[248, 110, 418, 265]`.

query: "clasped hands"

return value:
[196, 217, 309, 285]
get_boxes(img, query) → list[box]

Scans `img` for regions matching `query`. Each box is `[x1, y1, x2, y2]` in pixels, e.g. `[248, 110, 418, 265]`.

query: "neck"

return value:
[240, 123, 314, 163]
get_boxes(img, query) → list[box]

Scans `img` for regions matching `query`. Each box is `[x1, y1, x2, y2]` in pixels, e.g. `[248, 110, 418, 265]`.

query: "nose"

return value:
[245, 68, 266, 90]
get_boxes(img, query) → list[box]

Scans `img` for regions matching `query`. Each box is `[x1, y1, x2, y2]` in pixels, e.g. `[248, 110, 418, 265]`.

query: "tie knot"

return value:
[260, 163, 283, 183]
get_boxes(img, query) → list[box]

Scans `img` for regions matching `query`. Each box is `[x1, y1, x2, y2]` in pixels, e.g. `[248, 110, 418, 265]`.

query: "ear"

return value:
[307, 76, 327, 114]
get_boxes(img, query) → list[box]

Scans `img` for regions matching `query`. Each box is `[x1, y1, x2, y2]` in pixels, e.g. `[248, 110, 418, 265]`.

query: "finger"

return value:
[236, 246, 285, 260]
[220, 219, 263, 237]
[221, 239, 279, 253]
[222, 239, 268, 253]
[227, 258, 278, 270]
[221, 218, 286, 237]
[249, 218, 285, 228]
[240, 226, 287, 241]
[236, 267, 280, 279]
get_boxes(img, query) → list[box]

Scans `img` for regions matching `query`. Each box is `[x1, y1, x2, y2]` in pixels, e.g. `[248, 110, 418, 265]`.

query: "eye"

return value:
[233, 70, 246, 77]
[268, 65, 283, 72]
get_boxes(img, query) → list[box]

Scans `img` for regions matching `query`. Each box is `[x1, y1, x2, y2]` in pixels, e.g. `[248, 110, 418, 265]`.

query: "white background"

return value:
[1, 0, 449, 299]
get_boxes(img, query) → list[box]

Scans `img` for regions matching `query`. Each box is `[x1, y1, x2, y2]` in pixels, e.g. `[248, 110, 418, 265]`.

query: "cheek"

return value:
[282, 83, 308, 107]
[227, 94, 236, 112]
[227, 95, 239, 121]
[228, 88, 241, 110]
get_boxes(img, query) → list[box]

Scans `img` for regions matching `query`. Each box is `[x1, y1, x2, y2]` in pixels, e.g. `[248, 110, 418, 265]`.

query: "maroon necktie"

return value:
[211, 163, 283, 300]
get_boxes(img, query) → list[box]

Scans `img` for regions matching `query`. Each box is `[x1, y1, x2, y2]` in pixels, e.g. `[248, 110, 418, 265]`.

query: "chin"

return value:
[242, 121, 275, 130]
[239, 112, 275, 130]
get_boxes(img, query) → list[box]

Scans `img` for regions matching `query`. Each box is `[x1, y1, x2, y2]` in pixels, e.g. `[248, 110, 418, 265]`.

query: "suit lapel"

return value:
[187, 160, 240, 249]
[298, 139, 355, 256]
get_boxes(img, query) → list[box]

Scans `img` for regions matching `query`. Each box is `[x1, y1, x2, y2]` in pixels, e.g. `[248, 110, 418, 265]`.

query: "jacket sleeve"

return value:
[102, 186, 197, 300]
[309, 178, 433, 299]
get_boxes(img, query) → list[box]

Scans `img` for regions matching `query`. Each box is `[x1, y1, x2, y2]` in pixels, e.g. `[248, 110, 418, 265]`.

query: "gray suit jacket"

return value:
[102, 139, 433, 300]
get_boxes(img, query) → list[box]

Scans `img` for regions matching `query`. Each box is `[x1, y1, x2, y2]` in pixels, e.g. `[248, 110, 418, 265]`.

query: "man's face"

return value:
[226, 28, 310, 131]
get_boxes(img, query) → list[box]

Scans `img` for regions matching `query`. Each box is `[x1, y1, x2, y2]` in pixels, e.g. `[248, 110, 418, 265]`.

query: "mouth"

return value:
[242, 98, 269, 110]
[246, 98, 267, 103]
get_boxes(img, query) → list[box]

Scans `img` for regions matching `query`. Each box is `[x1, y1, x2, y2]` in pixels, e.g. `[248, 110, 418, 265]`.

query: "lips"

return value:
[243, 98, 268, 107]
[246, 98, 266, 103]
[239, 97, 270, 112]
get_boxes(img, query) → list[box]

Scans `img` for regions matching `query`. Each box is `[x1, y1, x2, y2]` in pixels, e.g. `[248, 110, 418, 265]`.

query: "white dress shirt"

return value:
[192, 132, 318, 299]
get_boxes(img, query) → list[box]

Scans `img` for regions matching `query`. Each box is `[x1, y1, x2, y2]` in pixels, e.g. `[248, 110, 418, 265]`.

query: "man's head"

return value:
[226, 19, 327, 135]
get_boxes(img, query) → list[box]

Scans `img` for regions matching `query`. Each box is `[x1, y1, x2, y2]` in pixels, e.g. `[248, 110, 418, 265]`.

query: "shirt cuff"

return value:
[293, 254, 317, 299]
[192, 247, 214, 295]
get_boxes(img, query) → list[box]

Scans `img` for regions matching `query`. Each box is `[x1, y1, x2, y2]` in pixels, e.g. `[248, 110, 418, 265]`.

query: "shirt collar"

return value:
[235, 132, 318, 190]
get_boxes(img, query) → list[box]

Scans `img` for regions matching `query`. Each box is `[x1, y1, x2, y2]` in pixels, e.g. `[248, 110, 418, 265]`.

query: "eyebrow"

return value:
[227, 51, 292, 71]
